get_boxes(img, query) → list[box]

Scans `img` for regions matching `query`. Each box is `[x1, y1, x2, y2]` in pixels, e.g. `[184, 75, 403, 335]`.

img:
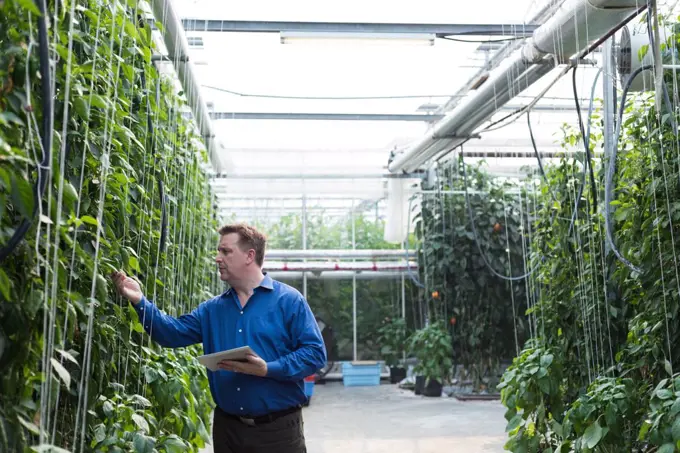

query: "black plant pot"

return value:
[389, 366, 407, 384]
[423, 378, 443, 397]
[414, 376, 425, 395]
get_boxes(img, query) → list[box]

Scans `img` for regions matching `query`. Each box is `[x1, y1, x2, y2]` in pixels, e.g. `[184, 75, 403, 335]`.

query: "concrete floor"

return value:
[200, 382, 508, 453]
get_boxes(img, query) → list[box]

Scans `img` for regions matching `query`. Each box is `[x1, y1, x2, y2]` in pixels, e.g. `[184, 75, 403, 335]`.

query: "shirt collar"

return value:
[222, 273, 274, 297]
[259, 273, 274, 291]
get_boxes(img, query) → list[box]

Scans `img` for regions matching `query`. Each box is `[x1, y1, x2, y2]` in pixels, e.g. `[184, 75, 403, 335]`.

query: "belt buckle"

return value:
[239, 416, 256, 426]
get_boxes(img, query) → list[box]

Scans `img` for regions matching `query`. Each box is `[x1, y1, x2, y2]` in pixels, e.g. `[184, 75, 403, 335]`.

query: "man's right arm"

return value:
[133, 297, 202, 348]
[112, 271, 202, 348]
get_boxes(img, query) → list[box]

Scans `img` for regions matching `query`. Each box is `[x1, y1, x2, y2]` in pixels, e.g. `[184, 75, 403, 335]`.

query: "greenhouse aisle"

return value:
[200, 382, 507, 453]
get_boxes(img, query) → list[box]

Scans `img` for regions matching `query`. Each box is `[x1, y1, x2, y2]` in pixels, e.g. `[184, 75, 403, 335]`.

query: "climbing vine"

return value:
[500, 52, 680, 450]
[1, 0, 218, 451]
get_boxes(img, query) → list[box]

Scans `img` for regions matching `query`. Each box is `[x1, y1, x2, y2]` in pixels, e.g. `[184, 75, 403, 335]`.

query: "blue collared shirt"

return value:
[133, 274, 327, 417]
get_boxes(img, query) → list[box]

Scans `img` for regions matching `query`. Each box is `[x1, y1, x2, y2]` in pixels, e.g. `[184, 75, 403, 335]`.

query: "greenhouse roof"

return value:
[156, 0, 609, 222]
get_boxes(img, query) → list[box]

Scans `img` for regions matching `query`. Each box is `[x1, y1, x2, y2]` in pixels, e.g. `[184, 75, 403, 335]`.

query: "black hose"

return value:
[604, 2, 677, 274]
[0, 0, 52, 263]
[566, 66, 602, 238]
[572, 66, 598, 214]
[604, 65, 654, 274]
[526, 111, 557, 203]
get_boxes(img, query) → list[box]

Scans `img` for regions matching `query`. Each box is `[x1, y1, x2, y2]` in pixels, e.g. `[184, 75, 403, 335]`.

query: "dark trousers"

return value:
[212, 406, 307, 453]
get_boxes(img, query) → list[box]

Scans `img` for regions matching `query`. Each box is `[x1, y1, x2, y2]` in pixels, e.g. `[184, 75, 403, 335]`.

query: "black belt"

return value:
[217, 405, 301, 426]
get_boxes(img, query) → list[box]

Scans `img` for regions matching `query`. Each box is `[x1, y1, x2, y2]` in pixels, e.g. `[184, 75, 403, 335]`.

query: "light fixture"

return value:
[279, 31, 435, 47]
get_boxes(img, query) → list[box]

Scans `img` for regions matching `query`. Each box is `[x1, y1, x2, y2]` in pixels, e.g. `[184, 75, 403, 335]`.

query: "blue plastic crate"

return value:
[342, 361, 381, 387]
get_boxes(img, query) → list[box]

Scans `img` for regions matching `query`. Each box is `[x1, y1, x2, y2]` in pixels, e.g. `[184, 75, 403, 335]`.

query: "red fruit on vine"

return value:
[450, 317, 456, 326]
[493, 223, 502, 233]
[432, 290, 439, 299]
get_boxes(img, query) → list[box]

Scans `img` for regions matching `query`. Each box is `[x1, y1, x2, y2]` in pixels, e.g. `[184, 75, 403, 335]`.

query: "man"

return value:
[111, 223, 326, 453]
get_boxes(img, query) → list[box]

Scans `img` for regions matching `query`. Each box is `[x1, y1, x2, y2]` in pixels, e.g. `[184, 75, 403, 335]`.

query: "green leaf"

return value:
[103, 400, 114, 417]
[658, 389, 674, 400]
[131, 394, 152, 407]
[161, 435, 187, 453]
[11, 173, 34, 218]
[80, 215, 99, 226]
[672, 417, 680, 442]
[133, 433, 155, 453]
[15, 0, 42, 15]
[583, 421, 603, 449]
[540, 354, 554, 368]
[56, 349, 79, 365]
[506, 414, 522, 432]
[666, 360, 674, 376]
[659, 443, 676, 453]
[0, 268, 11, 301]
[132, 413, 150, 433]
[73, 97, 90, 120]
[50, 358, 71, 388]
[17, 416, 40, 435]
[129, 255, 141, 272]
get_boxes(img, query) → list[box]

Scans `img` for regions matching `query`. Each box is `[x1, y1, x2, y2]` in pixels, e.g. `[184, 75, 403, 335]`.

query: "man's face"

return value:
[215, 233, 252, 282]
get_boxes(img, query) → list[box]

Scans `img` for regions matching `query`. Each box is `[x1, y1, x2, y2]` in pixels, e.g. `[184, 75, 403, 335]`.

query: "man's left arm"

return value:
[265, 296, 327, 382]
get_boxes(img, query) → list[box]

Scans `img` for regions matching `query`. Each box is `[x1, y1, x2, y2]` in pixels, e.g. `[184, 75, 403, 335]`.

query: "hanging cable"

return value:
[604, 65, 653, 274]
[566, 66, 603, 237]
[572, 65, 599, 213]
[526, 110, 558, 202]
[0, 0, 52, 263]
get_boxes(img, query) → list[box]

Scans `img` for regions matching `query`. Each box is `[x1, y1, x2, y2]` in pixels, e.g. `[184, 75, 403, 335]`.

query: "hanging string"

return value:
[74, 7, 126, 450]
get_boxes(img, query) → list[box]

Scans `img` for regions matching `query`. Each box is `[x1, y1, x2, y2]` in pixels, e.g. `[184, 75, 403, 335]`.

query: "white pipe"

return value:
[262, 261, 418, 272]
[388, 0, 640, 174]
[265, 249, 415, 259]
[149, 0, 224, 172]
[268, 271, 407, 280]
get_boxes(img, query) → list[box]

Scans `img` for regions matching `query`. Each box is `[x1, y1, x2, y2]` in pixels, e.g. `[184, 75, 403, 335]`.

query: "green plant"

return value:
[498, 22, 680, 451]
[409, 321, 453, 384]
[0, 0, 218, 451]
[414, 158, 531, 391]
[377, 317, 409, 367]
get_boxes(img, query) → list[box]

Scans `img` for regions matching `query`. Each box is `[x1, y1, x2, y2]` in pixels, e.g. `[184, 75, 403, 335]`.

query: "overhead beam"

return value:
[266, 249, 414, 260]
[178, 19, 539, 37]
[209, 112, 443, 122]
[206, 106, 576, 122]
[209, 172, 422, 180]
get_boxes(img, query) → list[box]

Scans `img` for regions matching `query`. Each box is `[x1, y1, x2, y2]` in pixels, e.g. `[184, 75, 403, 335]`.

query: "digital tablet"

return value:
[197, 346, 256, 372]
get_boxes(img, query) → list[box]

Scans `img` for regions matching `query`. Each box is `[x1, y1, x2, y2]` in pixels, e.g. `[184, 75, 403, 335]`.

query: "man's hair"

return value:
[218, 223, 267, 267]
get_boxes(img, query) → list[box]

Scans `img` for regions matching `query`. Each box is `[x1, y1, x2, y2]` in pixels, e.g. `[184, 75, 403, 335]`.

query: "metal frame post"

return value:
[352, 198, 357, 362]
[302, 194, 308, 299]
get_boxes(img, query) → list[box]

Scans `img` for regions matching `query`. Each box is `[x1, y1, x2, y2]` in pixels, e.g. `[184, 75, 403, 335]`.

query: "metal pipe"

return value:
[302, 195, 308, 299]
[262, 261, 418, 272]
[265, 249, 415, 259]
[351, 199, 357, 362]
[387, 0, 641, 173]
[148, 0, 223, 172]
[268, 271, 407, 280]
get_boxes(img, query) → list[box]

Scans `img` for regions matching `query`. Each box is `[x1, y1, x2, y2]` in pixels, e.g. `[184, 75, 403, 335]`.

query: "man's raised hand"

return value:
[111, 270, 143, 305]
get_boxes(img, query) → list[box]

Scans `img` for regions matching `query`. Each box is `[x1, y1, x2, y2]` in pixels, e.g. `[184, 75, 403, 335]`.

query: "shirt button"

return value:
[240, 407, 244, 411]
[237, 387, 240, 391]
[239, 329, 242, 333]
[240, 311, 243, 315]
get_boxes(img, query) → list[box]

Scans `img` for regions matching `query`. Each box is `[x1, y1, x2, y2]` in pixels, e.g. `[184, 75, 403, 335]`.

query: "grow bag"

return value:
[414, 376, 425, 395]
[389, 366, 407, 384]
[423, 378, 443, 397]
